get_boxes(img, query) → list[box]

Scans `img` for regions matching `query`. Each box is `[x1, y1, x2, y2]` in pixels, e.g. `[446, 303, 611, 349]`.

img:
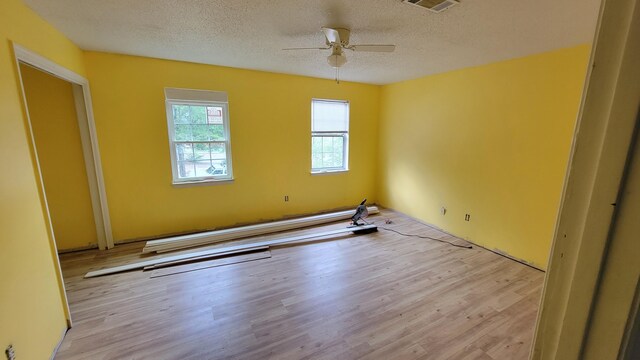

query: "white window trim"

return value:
[311, 98, 350, 174]
[164, 88, 233, 184]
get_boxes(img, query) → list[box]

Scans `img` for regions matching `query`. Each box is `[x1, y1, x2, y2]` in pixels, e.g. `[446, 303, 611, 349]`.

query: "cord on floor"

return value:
[363, 219, 473, 249]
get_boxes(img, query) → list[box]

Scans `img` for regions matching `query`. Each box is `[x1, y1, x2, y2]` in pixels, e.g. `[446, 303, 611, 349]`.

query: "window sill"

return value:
[311, 169, 349, 176]
[172, 178, 234, 187]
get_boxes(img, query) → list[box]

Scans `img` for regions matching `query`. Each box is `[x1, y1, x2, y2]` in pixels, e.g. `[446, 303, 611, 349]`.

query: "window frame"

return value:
[164, 89, 233, 185]
[311, 98, 350, 174]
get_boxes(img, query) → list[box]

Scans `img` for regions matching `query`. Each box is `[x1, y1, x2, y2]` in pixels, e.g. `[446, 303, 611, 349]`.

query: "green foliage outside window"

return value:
[172, 104, 228, 178]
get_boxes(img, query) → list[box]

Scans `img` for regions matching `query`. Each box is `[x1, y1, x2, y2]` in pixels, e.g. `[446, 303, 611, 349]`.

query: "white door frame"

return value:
[530, 0, 640, 357]
[13, 43, 114, 250]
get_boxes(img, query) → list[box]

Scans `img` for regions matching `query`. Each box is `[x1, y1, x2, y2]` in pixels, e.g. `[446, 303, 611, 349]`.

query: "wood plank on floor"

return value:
[149, 249, 272, 278]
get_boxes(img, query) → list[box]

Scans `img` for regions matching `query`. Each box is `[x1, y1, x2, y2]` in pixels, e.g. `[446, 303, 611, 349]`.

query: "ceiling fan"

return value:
[284, 27, 395, 72]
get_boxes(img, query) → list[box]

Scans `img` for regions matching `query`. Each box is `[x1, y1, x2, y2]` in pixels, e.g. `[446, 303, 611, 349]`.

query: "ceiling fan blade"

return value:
[282, 47, 330, 51]
[348, 44, 396, 52]
[321, 27, 341, 45]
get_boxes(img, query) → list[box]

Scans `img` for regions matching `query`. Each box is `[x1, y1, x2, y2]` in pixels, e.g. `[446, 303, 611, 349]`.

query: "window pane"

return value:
[323, 152, 334, 167]
[172, 105, 191, 124]
[207, 106, 224, 124]
[210, 143, 227, 174]
[194, 160, 212, 177]
[312, 100, 349, 132]
[193, 142, 210, 160]
[335, 145, 344, 164]
[312, 137, 322, 154]
[312, 152, 322, 169]
[189, 105, 207, 124]
[210, 142, 224, 153]
[192, 125, 212, 141]
[172, 104, 207, 124]
[208, 159, 227, 176]
[176, 161, 195, 178]
[333, 136, 343, 153]
[176, 142, 213, 162]
[175, 143, 195, 161]
[193, 156, 227, 177]
[176, 124, 225, 141]
[208, 124, 225, 141]
[172, 104, 222, 131]
[322, 137, 333, 152]
[174, 124, 190, 141]
[311, 135, 345, 170]
[175, 142, 228, 179]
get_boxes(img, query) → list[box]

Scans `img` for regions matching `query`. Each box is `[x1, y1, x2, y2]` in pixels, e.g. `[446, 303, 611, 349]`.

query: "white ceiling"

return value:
[24, 0, 601, 85]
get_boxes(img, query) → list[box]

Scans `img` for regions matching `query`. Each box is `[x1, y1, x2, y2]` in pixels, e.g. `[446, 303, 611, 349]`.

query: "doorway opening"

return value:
[14, 44, 113, 325]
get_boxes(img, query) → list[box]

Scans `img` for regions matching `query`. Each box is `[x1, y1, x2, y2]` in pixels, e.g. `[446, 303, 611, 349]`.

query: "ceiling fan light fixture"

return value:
[327, 53, 347, 68]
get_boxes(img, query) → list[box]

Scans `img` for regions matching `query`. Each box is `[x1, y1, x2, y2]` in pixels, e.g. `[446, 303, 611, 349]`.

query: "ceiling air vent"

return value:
[402, 0, 459, 13]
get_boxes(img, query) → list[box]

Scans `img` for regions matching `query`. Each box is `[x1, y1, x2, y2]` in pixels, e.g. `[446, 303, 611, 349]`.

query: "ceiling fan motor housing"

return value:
[324, 28, 351, 47]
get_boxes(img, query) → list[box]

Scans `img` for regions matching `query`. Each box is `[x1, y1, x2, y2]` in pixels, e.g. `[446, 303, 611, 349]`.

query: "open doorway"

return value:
[20, 63, 100, 252]
[14, 45, 113, 325]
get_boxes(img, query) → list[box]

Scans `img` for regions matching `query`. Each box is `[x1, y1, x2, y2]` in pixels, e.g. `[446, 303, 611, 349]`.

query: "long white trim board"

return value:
[85, 224, 377, 278]
[143, 206, 379, 253]
[142, 246, 270, 271]
[149, 251, 272, 278]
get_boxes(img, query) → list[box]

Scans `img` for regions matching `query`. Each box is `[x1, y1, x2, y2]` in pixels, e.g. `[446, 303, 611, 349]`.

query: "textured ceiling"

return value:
[23, 0, 601, 84]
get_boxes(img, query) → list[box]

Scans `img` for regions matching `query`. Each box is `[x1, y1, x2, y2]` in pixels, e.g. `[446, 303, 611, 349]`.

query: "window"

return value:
[311, 99, 349, 172]
[165, 88, 233, 184]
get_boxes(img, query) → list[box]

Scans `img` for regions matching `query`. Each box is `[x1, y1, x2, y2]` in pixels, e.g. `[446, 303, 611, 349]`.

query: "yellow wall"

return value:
[0, 0, 88, 358]
[20, 64, 98, 251]
[0, 0, 594, 355]
[378, 45, 590, 269]
[84, 52, 379, 242]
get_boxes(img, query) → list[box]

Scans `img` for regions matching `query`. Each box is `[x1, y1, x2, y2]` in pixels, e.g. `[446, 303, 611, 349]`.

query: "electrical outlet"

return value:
[5, 344, 15, 360]
[465, 214, 471, 221]
[284, 195, 289, 202]
[440, 206, 447, 215]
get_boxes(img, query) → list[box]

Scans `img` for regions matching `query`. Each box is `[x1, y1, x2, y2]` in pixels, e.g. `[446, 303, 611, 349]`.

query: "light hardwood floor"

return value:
[56, 209, 544, 360]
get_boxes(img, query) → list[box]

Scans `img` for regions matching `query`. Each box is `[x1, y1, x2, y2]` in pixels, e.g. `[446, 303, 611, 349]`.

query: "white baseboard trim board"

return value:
[143, 206, 379, 254]
[111, 204, 378, 247]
